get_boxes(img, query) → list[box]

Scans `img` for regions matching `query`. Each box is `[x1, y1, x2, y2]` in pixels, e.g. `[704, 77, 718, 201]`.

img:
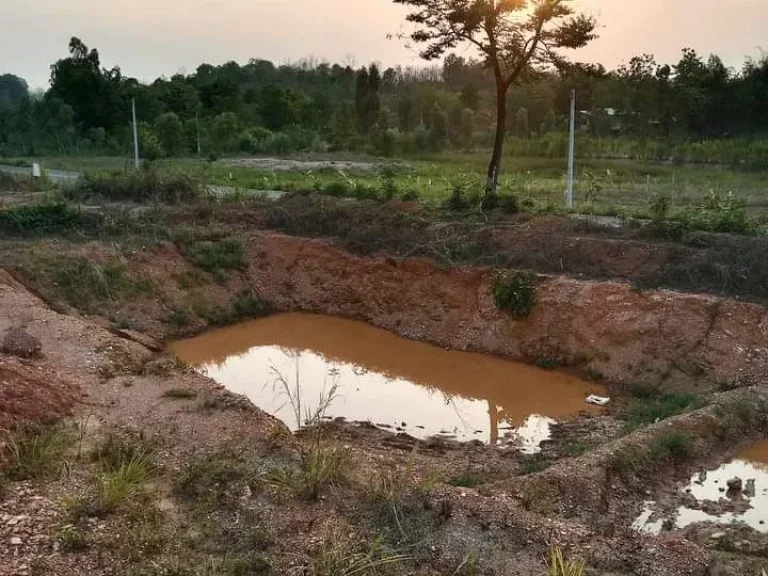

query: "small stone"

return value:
[10, 536, 22, 545]
[727, 477, 743, 492]
[2, 328, 42, 358]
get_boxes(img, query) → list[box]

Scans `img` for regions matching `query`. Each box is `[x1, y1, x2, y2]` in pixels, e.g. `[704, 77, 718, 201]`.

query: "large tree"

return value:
[394, 0, 597, 198]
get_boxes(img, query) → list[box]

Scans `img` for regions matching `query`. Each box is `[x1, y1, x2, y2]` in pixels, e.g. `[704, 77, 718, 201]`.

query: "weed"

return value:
[565, 440, 594, 457]
[648, 190, 671, 223]
[183, 237, 247, 280]
[400, 189, 419, 202]
[535, 357, 557, 370]
[519, 454, 550, 476]
[607, 445, 647, 480]
[89, 432, 154, 472]
[162, 388, 197, 399]
[55, 524, 88, 552]
[651, 431, 693, 462]
[219, 553, 272, 575]
[547, 547, 586, 576]
[4, 426, 72, 480]
[300, 536, 408, 576]
[444, 185, 471, 212]
[451, 552, 480, 576]
[176, 454, 248, 504]
[231, 289, 270, 319]
[324, 181, 353, 198]
[492, 271, 537, 317]
[622, 392, 700, 430]
[447, 472, 483, 488]
[164, 306, 192, 328]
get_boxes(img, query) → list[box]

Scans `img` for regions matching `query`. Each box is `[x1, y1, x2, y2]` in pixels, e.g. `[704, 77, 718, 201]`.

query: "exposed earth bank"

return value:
[1, 205, 768, 575]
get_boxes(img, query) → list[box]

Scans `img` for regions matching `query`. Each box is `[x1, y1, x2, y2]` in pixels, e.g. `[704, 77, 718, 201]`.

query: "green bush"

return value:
[183, 238, 247, 280]
[0, 203, 83, 235]
[492, 271, 537, 317]
[323, 181, 353, 198]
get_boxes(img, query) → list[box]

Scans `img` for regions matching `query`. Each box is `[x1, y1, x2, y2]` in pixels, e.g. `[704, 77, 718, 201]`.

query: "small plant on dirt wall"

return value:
[547, 547, 586, 576]
[492, 271, 537, 318]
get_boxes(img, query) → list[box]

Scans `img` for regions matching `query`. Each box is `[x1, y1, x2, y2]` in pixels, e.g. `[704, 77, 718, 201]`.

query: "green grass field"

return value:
[8, 150, 768, 221]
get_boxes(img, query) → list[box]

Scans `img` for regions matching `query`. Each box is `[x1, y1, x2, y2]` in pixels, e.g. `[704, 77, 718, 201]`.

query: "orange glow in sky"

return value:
[1, 0, 767, 88]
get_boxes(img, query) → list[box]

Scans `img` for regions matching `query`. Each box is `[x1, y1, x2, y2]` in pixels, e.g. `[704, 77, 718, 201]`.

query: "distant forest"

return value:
[2, 37, 768, 158]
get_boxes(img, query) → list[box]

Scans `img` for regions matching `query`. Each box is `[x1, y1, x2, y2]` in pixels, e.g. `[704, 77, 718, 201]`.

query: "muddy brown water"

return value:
[170, 313, 605, 450]
[634, 440, 768, 534]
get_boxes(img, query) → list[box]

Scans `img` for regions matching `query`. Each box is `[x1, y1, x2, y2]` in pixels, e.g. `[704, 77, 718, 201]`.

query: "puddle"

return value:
[170, 313, 605, 450]
[634, 440, 768, 534]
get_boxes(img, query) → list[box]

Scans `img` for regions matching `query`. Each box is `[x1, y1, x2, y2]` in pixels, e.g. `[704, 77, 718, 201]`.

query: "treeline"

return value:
[2, 37, 768, 159]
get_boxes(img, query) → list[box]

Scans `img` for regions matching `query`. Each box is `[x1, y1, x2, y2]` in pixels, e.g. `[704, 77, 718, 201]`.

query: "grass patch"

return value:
[519, 454, 550, 476]
[547, 547, 586, 576]
[492, 271, 537, 318]
[267, 441, 350, 501]
[201, 289, 271, 326]
[182, 237, 247, 281]
[164, 306, 193, 328]
[447, 472, 483, 488]
[176, 453, 250, 505]
[3, 426, 72, 481]
[650, 431, 694, 462]
[622, 392, 700, 430]
[162, 388, 198, 399]
[300, 537, 408, 576]
[19, 255, 154, 313]
[564, 440, 595, 457]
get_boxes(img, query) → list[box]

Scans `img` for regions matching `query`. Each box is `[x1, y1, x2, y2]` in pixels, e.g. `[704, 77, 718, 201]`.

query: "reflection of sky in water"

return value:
[633, 453, 768, 535]
[196, 345, 553, 449]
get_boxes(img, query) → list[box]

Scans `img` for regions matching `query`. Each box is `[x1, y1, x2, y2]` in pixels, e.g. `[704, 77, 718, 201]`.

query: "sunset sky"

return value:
[2, 0, 767, 89]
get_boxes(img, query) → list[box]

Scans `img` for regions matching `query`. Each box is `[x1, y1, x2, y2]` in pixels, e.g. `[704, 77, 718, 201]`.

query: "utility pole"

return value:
[566, 89, 576, 209]
[196, 112, 201, 156]
[132, 98, 140, 170]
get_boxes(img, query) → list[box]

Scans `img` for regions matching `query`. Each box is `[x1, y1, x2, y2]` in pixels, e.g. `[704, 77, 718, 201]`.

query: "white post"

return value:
[566, 89, 576, 209]
[131, 98, 140, 170]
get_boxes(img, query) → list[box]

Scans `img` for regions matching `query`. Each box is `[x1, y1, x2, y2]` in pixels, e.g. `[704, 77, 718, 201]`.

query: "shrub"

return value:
[444, 185, 471, 212]
[651, 431, 693, 462]
[68, 170, 202, 204]
[183, 238, 247, 280]
[607, 445, 647, 480]
[0, 203, 83, 236]
[493, 271, 537, 317]
[323, 181, 353, 198]
[400, 189, 420, 202]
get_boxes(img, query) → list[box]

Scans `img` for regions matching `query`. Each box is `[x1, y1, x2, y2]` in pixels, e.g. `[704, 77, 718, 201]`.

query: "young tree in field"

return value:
[394, 0, 597, 199]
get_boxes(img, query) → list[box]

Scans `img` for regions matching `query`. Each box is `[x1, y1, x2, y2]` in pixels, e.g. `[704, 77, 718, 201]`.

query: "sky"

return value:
[2, 0, 767, 90]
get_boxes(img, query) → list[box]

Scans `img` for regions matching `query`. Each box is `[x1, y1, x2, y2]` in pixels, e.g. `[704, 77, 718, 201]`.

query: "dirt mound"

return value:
[0, 355, 76, 429]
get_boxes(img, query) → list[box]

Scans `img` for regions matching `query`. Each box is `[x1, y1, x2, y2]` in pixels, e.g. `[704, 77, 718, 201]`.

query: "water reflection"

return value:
[634, 440, 768, 534]
[170, 313, 604, 449]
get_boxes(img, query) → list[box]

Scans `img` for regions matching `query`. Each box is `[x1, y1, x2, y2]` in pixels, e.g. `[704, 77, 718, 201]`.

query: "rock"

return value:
[113, 329, 163, 352]
[10, 536, 22, 545]
[744, 478, 756, 497]
[727, 477, 743, 492]
[2, 328, 42, 358]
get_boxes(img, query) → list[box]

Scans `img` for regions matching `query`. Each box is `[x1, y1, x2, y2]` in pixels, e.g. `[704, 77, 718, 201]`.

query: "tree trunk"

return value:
[485, 80, 507, 198]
